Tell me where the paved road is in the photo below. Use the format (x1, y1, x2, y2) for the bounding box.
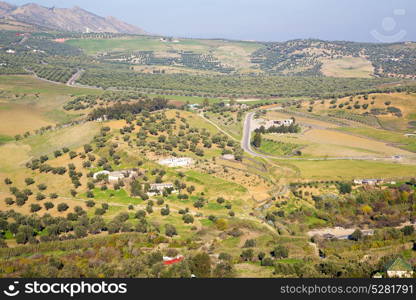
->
(66, 69, 84, 86)
(242, 112, 274, 159)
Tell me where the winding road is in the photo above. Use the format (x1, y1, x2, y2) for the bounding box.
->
(66, 69, 84, 86)
(242, 112, 273, 159)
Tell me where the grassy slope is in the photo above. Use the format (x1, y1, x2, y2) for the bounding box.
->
(0, 75, 101, 135)
(66, 36, 263, 72)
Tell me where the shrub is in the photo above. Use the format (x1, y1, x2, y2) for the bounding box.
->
(183, 214, 194, 224)
(86, 200, 96, 207)
(271, 245, 289, 258)
(165, 224, 177, 237)
(5, 197, 14, 205)
(30, 204, 42, 213)
(44, 202, 54, 210)
(57, 203, 69, 212)
(243, 239, 256, 248)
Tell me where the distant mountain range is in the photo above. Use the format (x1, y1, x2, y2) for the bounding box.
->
(0, 1, 146, 34)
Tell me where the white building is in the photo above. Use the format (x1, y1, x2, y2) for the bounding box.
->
(354, 179, 384, 186)
(95, 115, 108, 122)
(276, 119, 294, 126)
(93, 170, 137, 182)
(254, 118, 294, 130)
(147, 183, 176, 196)
(150, 183, 174, 191)
(158, 157, 194, 168)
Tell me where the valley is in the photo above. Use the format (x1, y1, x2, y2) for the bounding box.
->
(0, 1, 416, 279)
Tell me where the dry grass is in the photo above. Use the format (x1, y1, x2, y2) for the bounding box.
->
(321, 56, 374, 78)
(0, 104, 53, 136)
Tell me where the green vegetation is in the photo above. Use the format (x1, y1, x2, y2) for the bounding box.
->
(257, 139, 300, 156)
(1, 29, 416, 279)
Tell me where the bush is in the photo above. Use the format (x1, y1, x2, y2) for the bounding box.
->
(135, 210, 146, 219)
(37, 184, 47, 191)
(401, 226, 415, 236)
(50, 193, 58, 199)
(36, 193, 46, 201)
(271, 245, 289, 258)
(189, 253, 211, 278)
(161, 205, 170, 216)
(95, 208, 106, 216)
(30, 204, 42, 213)
(25, 178, 35, 185)
(349, 229, 363, 241)
(74, 226, 88, 238)
(338, 182, 352, 194)
(183, 214, 194, 224)
(213, 262, 235, 278)
(86, 200, 96, 207)
(243, 239, 256, 248)
(240, 249, 254, 261)
(165, 224, 177, 237)
(4, 197, 14, 205)
(57, 203, 69, 212)
(261, 257, 274, 266)
(44, 202, 54, 210)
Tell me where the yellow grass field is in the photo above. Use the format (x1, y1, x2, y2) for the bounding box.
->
(282, 159, 416, 180)
(0, 104, 54, 136)
(0, 75, 100, 135)
(321, 56, 374, 78)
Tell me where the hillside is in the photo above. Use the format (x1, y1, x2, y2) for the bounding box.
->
(252, 39, 416, 78)
(0, 1, 146, 34)
(64, 35, 416, 78)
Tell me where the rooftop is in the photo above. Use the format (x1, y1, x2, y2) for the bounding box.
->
(386, 258, 413, 272)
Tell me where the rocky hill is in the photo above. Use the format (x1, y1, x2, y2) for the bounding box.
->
(0, 1, 146, 34)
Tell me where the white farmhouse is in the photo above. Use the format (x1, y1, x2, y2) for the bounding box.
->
(158, 157, 194, 168)
(147, 183, 176, 196)
(93, 170, 138, 182)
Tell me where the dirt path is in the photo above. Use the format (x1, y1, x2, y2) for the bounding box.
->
(199, 113, 238, 142)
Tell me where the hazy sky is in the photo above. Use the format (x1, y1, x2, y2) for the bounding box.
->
(8, 0, 416, 42)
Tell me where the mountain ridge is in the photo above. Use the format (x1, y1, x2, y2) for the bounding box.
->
(0, 1, 146, 34)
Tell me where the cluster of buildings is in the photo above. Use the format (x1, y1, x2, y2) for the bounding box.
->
(254, 118, 294, 130)
(93, 169, 138, 182)
(353, 179, 385, 186)
(223, 102, 249, 110)
(95, 115, 108, 122)
(158, 157, 194, 168)
(187, 102, 248, 111)
(353, 179, 398, 186)
(147, 183, 176, 197)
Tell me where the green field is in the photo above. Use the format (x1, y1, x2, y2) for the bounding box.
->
(66, 36, 263, 72)
(257, 139, 300, 156)
(0, 134, 13, 145)
(82, 188, 143, 206)
(185, 170, 248, 195)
